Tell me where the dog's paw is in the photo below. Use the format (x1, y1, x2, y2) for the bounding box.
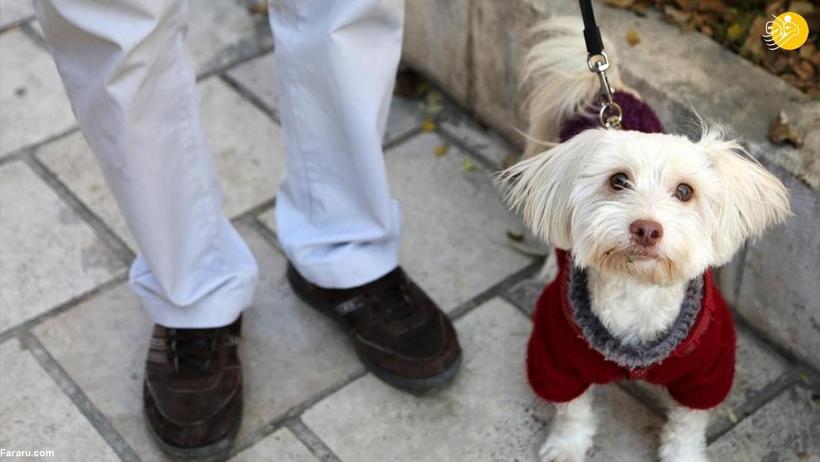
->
(537, 433, 589, 462)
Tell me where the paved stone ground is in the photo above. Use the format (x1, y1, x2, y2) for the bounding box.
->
(1, 2, 818, 461)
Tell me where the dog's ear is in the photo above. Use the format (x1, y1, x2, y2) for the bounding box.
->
(699, 131, 791, 265)
(498, 129, 605, 249)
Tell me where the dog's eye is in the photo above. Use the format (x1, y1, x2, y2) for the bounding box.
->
(675, 183, 693, 202)
(609, 172, 629, 191)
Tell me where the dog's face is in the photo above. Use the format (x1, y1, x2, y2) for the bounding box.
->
(502, 128, 790, 285)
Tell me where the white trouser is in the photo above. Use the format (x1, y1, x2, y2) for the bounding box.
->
(35, 0, 404, 328)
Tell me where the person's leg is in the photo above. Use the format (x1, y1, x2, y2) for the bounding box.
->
(269, 0, 403, 289)
(270, 0, 463, 393)
(35, 0, 253, 456)
(34, 0, 258, 328)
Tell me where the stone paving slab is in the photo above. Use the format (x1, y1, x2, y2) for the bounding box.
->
(32, 223, 361, 462)
(506, 273, 545, 318)
(504, 251, 558, 317)
(506, 274, 544, 316)
(385, 133, 531, 311)
(0, 338, 119, 461)
(707, 385, 820, 462)
(225, 53, 280, 117)
(225, 51, 421, 145)
(36, 77, 284, 250)
(187, 0, 271, 76)
(0, 30, 74, 158)
(384, 97, 422, 146)
(0, 161, 124, 332)
(229, 428, 317, 462)
(31, 281, 169, 462)
(440, 116, 516, 168)
(0, 0, 34, 30)
(303, 297, 663, 462)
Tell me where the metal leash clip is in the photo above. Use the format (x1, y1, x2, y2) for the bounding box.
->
(587, 52, 622, 130)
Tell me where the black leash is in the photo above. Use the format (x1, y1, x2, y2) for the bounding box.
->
(578, 0, 622, 129)
(579, 0, 604, 56)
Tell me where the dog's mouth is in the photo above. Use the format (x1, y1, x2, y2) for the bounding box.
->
(596, 245, 680, 285)
(601, 246, 659, 263)
(625, 248, 660, 262)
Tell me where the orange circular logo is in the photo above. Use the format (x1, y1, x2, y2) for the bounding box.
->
(764, 12, 809, 51)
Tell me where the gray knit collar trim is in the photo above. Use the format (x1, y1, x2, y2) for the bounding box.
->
(568, 267, 704, 369)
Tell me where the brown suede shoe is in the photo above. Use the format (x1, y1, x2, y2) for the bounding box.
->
(287, 264, 462, 393)
(143, 316, 243, 459)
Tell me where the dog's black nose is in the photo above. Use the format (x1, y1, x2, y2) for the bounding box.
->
(630, 220, 663, 247)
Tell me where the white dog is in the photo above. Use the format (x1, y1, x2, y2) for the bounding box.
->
(500, 18, 791, 462)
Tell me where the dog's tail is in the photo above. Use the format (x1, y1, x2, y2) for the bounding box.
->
(522, 17, 631, 156)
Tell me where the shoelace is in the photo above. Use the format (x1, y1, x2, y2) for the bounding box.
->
(369, 274, 417, 324)
(167, 328, 217, 373)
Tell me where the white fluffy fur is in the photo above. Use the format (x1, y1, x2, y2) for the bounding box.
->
(522, 17, 631, 156)
(660, 405, 710, 462)
(538, 388, 597, 462)
(503, 16, 792, 462)
(587, 269, 687, 344)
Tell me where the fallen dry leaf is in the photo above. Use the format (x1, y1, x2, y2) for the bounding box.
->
(768, 110, 804, 148)
(626, 30, 641, 46)
(741, 17, 766, 60)
(726, 22, 746, 42)
(424, 91, 444, 117)
(765, 0, 785, 17)
(799, 42, 815, 60)
(603, 0, 635, 8)
(792, 60, 816, 82)
(767, 54, 792, 74)
(246, 1, 268, 15)
(506, 230, 525, 242)
(696, 0, 725, 14)
(463, 158, 477, 172)
(799, 43, 820, 66)
(781, 73, 801, 88)
(434, 144, 449, 157)
(663, 5, 691, 26)
(631, 0, 650, 16)
(789, 0, 815, 16)
(673, 0, 693, 10)
(700, 24, 714, 37)
(505, 228, 551, 257)
(421, 118, 436, 133)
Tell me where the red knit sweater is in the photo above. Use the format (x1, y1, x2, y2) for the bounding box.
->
(527, 250, 735, 410)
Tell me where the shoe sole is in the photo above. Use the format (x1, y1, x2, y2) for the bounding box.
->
(358, 347, 462, 395)
(143, 407, 240, 461)
(287, 265, 462, 394)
